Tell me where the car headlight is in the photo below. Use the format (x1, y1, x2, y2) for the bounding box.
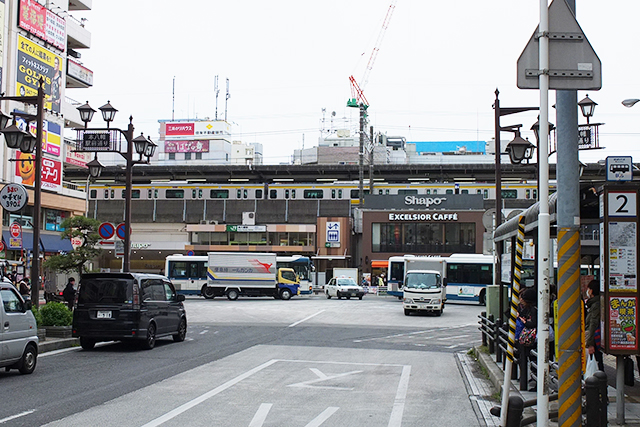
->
(431, 298, 441, 304)
(404, 298, 414, 304)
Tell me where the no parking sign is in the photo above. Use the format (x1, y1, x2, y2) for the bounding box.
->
(98, 222, 115, 240)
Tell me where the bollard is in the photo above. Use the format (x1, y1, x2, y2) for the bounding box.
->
(481, 311, 488, 347)
(594, 370, 608, 426)
(585, 375, 601, 427)
(495, 318, 502, 363)
(505, 395, 524, 427)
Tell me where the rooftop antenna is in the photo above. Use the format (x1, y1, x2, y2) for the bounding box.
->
(214, 75, 219, 120)
(224, 78, 230, 122)
(172, 76, 175, 121)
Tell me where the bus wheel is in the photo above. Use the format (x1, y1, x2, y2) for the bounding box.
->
(202, 286, 215, 299)
(479, 290, 486, 306)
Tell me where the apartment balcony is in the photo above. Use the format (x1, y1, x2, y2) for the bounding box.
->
(62, 97, 83, 128)
(67, 16, 91, 49)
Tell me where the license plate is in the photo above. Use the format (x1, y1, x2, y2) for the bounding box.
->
(351, 293, 357, 297)
(97, 311, 112, 319)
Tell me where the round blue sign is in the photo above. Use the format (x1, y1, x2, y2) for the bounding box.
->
(116, 223, 127, 240)
(187, 250, 195, 256)
(98, 222, 115, 239)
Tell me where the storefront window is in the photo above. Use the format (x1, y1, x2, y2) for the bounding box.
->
(372, 222, 474, 253)
(44, 209, 67, 231)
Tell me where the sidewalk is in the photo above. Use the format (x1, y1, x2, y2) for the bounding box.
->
(39, 336, 79, 354)
(475, 347, 640, 426)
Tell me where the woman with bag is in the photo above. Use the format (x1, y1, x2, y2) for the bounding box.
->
(585, 279, 605, 372)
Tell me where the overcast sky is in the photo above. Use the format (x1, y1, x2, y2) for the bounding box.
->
(67, 0, 640, 165)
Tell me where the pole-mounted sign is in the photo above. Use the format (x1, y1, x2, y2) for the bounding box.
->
(0, 183, 28, 212)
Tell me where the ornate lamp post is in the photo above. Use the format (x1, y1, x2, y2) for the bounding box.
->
(76, 102, 156, 272)
(0, 79, 45, 306)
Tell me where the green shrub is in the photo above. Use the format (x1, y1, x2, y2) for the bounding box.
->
(31, 305, 43, 327)
(39, 302, 73, 326)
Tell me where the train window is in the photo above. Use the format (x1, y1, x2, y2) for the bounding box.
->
(332, 189, 336, 199)
(385, 189, 389, 195)
(501, 189, 518, 199)
(285, 189, 290, 199)
(270, 189, 277, 199)
(192, 189, 197, 199)
(533, 189, 537, 200)
(477, 189, 482, 195)
(198, 189, 203, 198)
(210, 189, 229, 199)
(148, 189, 152, 199)
(90, 189, 97, 199)
(338, 189, 342, 198)
(132, 190, 140, 199)
(166, 189, 184, 199)
(433, 189, 438, 194)
(426, 189, 431, 194)
(461, 189, 468, 194)
(349, 189, 370, 198)
(121, 190, 125, 198)
(256, 189, 263, 199)
(154, 189, 158, 198)
(110, 189, 115, 199)
(398, 189, 418, 195)
(446, 189, 453, 194)
(526, 189, 531, 199)
(236, 189, 242, 199)
(483, 189, 489, 199)
(304, 189, 324, 199)
(291, 189, 296, 199)
(104, 190, 109, 199)
(243, 189, 248, 199)
(378, 189, 383, 195)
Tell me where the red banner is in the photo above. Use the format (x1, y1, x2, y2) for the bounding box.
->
(165, 140, 209, 153)
(166, 122, 194, 136)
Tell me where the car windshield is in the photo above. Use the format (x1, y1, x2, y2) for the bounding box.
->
(337, 278, 356, 286)
(404, 273, 441, 289)
(78, 278, 133, 304)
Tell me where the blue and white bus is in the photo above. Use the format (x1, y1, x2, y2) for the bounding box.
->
(165, 254, 208, 296)
(276, 255, 313, 295)
(444, 254, 494, 305)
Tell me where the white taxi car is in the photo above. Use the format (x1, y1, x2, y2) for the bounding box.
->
(325, 277, 365, 300)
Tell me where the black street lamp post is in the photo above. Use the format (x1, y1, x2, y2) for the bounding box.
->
(0, 79, 45, 306)
(76, 102, 156, 272)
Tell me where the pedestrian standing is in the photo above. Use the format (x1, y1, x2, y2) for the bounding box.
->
(585, 279, 604, 371)
(63, 277, 76, 310)
(18, 277, 30, 300)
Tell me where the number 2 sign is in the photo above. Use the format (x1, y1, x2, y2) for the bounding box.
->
(608, 191, 637, 217)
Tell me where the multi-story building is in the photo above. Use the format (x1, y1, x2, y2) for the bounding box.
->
(0, 0, 93, 270)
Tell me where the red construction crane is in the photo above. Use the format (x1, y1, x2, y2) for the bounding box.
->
(347, 0, 397, 110)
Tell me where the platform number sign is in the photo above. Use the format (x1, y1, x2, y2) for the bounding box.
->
(326, 222, 340, 243)
(608, 192, 637, 218)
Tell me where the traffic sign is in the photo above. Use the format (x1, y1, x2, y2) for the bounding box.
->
(10, 222, 22, 238)
(0, 184, 28, 212)
(517, 0, 601, 90)
(98, 222, 115, 239)
(606, 156, 633, 182)
(116, 223, 130, 240)
(187, 250, 195, 256)
(0, 241, 5, 252)
(70, 237, 84, 249)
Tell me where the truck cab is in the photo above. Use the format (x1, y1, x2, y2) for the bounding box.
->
(276, 268, 300, 300)
(402, 270, 446, 316)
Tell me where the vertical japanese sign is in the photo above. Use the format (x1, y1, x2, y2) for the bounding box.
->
(608, 222, 637, 291)
(18, 0, 66, 50)
(609, 296, 638, 351)
(16, 35, 63, 113)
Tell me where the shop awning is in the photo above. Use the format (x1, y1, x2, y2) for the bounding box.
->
(371, 260, 388, 268)
(40, 234, 73, 253)
(2, 230, 36, 251)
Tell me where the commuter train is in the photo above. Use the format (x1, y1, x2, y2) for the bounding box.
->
(88, 180, 548, 203)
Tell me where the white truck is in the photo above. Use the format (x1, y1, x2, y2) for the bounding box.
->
(332, 268, 359, 282)
(205, 252, 300, 300)
(402, 269, 446, 316)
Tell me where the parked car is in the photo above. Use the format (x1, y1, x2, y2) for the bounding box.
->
(0, 282, 38, 374)
(325, 277, 365, 300)
(72, 273, 187, 350)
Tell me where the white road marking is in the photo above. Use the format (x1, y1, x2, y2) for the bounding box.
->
(353, 323, 476, 343)
(199, 330, 209, 335)
(437, 334, 471, 341)
(304, 407, 339, 427)
(248, 403, 272, 427)
(388, 365, 411, 427)
(288, 368, 363, 390)
(0, 410, 35, 424)
(288, 310, 325, 327)
(140, 359, 278, 427)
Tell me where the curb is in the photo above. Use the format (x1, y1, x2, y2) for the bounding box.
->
(39, 337, 79, 353)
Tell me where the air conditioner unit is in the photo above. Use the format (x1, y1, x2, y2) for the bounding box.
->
(242, 211, 255, 226)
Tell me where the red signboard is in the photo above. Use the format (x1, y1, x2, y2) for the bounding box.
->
(165, 123, 195, 136)
(18, 0, 66, 51)
(15, 153, 62, 192)
(164, 140, 210, 153)
(10, 222, 22, 238)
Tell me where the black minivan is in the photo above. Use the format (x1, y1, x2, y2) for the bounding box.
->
(72, 273, 187, 350)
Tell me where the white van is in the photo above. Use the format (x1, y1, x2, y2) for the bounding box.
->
(402, 270, 446, 316)
(0, 281, 38, 374)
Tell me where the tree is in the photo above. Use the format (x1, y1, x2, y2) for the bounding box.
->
(43, 216, 103, 276)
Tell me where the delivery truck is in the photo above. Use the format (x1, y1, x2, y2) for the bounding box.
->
(205, 252, 300, 300)
(402, 269, 446, 316)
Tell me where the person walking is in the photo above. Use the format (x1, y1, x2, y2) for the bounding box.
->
(585, 279, 604, 372)
(517, 287, 538, 390)
(18, 277, 30, 300)
(63, 277, 76, 310)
